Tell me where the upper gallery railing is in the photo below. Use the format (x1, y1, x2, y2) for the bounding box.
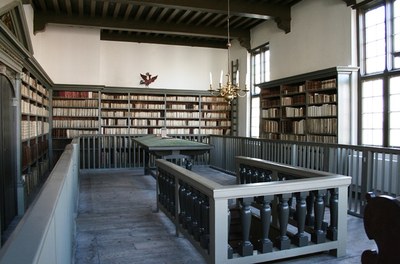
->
(79, 134, 210, 169)
(78, 134, 400, 217)
(209, 135, 400, 216)
(0, 139, 79, 264)
(156, 157, 351, 264)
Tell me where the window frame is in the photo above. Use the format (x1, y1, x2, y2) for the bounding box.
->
(249, 43, 270, 138)
(358, 0, 400, 147)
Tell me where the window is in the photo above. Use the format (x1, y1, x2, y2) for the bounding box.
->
(250, 44, 270, 137)
(359, 0, 400, 147)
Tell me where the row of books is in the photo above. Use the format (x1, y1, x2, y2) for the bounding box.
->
(308, 93, 337, 104)
(281, 119, 305, 134)
(262, 98, 280, 108)
(102, 111, 128, 117)
(101, 102, 131, 108)
(283, 107, 305, 118)
(52, 129, 98, 138)
(203, 112, 228, 119)
(262, 108, 279, 118)
(307, 104, 337, 117)
(21, 121, 49, 140)
(167, 104, 199, 110)
(22, 141, 48, 169)
(307, 118, 337, 134)
(53, 99, 99, 108)
(133, 103, 165, 109)
(101, 119, 128, 126)
(53, 120, 99, 128)
(21, 73, 49, 97)
(53, 108, 99, 117)
(132, 95, 164, 101)
(55, 91, 97, 99)
(263, 120, 279, 133)
(23, 160, 48, 195)
(21, 100, 49, 117)
(281, 84, 305, 94)
(101, 93, 130, 100)
(202, 104, 230, 110)
(21, 84, 50, 106)
(305, 78, 337, 91)
(281, 95, 306, 106)
(166, 96, 199, 102)
(166, 112, 201, 118)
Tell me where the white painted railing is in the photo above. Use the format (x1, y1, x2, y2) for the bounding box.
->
(0, 139, 79, 264)
(156, 157, 351, 264)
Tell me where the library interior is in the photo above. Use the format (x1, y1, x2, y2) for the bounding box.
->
(1, 0, 400, 264)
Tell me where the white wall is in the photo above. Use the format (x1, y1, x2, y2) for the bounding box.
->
(24, 5, 227, 91)
(251, 0, 354, 80)
(23, 0, 355, 137)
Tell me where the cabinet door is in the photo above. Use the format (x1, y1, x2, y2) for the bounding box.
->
(0, 75, 17, 236)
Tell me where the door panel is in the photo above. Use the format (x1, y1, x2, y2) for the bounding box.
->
(0, 75, 17, 235)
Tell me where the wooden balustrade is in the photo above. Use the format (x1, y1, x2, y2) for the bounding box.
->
(156, 157, 351, 263)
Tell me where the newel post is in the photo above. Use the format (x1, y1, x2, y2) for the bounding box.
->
(210, 197, 228, 264)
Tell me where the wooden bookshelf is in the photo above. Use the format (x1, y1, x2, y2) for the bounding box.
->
(21, 70, 50, 198)
(258, 66, 358, 144)
(51, 89, 232, 139)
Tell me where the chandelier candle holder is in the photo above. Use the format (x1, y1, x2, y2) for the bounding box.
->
(208, 0, 249, 104)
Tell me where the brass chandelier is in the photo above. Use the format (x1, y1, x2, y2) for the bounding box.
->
(208, 0, 249, 104)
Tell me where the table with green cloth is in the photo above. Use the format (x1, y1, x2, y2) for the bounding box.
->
(133, 135, 212, 175)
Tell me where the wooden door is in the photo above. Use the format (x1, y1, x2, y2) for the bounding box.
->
(0, 74, 17, 239)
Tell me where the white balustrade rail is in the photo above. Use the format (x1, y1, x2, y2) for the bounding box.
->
(0, 139, 79, 264)
(156, 157, 351, 264)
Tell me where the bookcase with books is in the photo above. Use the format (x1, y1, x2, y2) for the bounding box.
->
(52, 90, 100, 163)
(258, 66, 358, 144)
(21, 70, 50, 199)
(51, 88, 233, 149)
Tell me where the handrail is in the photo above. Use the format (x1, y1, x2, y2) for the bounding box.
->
(0, 139, 79, 264)
(156, 158, 351, 263)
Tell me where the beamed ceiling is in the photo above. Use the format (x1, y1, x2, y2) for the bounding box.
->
(23, 0, 353, 50)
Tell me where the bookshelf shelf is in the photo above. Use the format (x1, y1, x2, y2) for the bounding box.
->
(21, 71, 50, 199)
(51, 89, 233, 153)
(258, 66, 358, 144)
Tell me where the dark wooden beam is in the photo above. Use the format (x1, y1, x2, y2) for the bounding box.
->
(33, 12, 250, 40)
(100, 30, 227, 49)
(97, 0, 290, 20)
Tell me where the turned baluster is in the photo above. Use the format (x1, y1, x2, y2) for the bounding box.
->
(238, 197, 253, 256)
(293, 192, 308, 247)
(190, 189, 199, 235)
(200, 197, 210, 251)
(258, 195, 273, 253)
(228, 208, 233, 259)
(168, 174, 175, 214)
(305, 192, 315, 226)
(183, 185, 192, 229)
(327, 188, 338, 241)
(276, 193, 291, 250)
(311, 190, 326, 244)
(251, 169, 259, 183)
(245, 167, 252, 184)
(160, 172, 167, 208)
(178, 181, 186, 224)
(239, 166, 246, 184)
(186, 186, 195, 233)
(193, 191, 203, 241)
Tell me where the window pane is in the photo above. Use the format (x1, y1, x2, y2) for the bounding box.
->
(364, 5, 386, 74)
(361, 79, 384, 146)
(390, 76, 400, 146)
(251, 97, 260, 137)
